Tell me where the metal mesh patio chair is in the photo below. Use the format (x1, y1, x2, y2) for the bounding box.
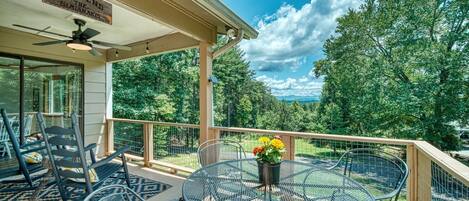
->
(328, 148, 408, 201)
(37, 112, 131, 200)
(83, 184, 144, 201)
(197, 139, 247, 167)
(192, 139, 256, 200)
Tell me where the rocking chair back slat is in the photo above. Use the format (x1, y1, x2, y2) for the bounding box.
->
(48, 136, 78, 146)
(44, 126, 75, 135)
(50, 149, 80, 157)
(58, 169, 85, 178)
(55, 159, 83, 168)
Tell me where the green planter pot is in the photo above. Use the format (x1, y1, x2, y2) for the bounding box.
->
(257, 160, 281, 185)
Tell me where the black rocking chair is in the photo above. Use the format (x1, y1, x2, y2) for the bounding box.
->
(0, 109, 50, 192)
(37, 112, 131, 200)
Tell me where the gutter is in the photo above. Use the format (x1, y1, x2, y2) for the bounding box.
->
(193, 0, 258, 39)
(213, 29, 244, 59)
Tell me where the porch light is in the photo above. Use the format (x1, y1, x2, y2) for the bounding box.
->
(66, 40, 92, 51)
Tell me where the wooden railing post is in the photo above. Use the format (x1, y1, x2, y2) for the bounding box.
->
(205, 127, 220, 164)
(281, 135, 295, 160)
(143, 123, 154, 167)
(406, 144, 417, 201)
(417, 146, 433, 201)
(105, 120, 114, 155)
(212, 127, 220, 140)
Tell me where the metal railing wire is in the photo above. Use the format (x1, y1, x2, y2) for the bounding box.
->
(153, 124, 200, 169)
(106, 118, 469, 201)
(431, 161, 469, 200)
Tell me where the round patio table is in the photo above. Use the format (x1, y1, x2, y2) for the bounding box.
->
(182, 159, 375, 201)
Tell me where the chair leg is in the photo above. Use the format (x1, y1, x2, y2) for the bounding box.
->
(57, 182, 68, 201)
(122, 154, 131, 187)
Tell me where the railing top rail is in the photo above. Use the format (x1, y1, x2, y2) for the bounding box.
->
(415, 141, 469, 186)
(212, 126, 415, 146)
(107, 118, 200, 129)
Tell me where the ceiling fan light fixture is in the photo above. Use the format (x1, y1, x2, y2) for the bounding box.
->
(66, 40, 92, 51)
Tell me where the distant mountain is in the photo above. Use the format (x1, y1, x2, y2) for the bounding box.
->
(276, 95, 320, 103)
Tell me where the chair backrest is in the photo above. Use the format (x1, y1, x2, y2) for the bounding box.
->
(0, 116, 17, 142)
(197, 139, 247, 167)
(331, 148, 408, 200)
(37, 112, 94, 194)
(23, 114, 33, 137)
(0, 118, 6, 142)
(9, 116, 20, 137)
(83, 184, 144, 201)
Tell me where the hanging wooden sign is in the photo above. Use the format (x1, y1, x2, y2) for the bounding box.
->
(42, 0, 112, 25)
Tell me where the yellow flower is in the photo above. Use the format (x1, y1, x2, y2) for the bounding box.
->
(259, 136, 270, 144)
(271, 139, 285, 149)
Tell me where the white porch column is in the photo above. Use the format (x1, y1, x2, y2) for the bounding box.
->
(199, 42, 214, 144)
(105, 62, 113, 119)
(105, 62, 113, 155)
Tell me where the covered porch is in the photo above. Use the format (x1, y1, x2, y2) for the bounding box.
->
(0, 0, 468, 201)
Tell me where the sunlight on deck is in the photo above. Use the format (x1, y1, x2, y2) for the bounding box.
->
(126, 162, 185, 201)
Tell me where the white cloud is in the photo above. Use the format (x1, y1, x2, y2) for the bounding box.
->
(241, 0, 361, 72)
(256, 75, 323, 96)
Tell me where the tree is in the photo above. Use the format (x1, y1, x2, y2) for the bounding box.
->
(314, 0, 468, 150)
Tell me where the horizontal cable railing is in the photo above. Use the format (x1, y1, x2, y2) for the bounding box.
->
(105, 118, 469, 201)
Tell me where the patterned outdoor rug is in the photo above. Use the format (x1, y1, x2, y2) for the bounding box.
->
(0, 173, 172, 200)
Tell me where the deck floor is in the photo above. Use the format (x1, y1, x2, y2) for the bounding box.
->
(126, 162, 185, 201)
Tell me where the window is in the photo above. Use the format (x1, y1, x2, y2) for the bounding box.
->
(0, 53, 83, 144)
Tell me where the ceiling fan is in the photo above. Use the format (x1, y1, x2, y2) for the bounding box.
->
(12, 19, 132, 56)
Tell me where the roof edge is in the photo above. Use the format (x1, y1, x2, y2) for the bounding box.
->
(193, 0, 258, 39)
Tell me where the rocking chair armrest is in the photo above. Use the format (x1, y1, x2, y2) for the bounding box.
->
(89, 146, 129, 169)
(84, 143, 97, 152)
(84, 143, 98, 163)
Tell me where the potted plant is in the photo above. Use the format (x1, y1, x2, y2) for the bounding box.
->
(253, 136, 286, 185)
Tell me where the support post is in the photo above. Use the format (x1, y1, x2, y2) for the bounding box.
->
(104, 62, 113, 157)
(143, 123, 154, 167)
(417, 149, 432, 201)
(199, 42, 214, 145)
(281, 136, 295, 160)
(211, 128, 221, 163)
(105, 120, 114, 155)
(407, 144, 417, 201)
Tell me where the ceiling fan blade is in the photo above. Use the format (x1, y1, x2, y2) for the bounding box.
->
(89, 47, 102, 56)
(33, 40, 68, 46)
(13, 24, 72, 38)
(91, 40, 132, 51)
(80, 28, 100, 39)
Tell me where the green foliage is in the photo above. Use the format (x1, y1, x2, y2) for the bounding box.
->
(314, 0, 469, 150)
(111, 0, 467, 152)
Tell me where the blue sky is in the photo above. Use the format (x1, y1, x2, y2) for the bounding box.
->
(223, 0, 362, 97)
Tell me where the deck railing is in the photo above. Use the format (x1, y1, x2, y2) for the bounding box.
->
(105, 118, 469, 201)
